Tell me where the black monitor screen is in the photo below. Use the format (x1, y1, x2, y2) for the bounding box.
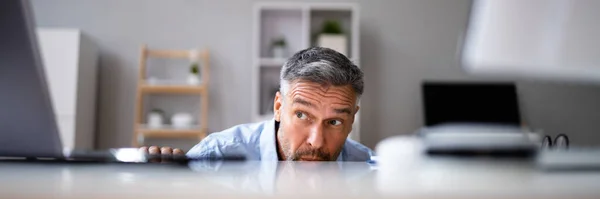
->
(422, 82, 521, 126)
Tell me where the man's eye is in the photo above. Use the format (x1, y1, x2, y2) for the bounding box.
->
(295, 112, 308, 120)
(329, 120, 342, 126)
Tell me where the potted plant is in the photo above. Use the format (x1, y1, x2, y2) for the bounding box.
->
(271, 38, 287, 58)
(147, 109, 165, 129)
(187, 62, 201, 85)
(317, 20, 347, 56)
(187, 49, 201, 85)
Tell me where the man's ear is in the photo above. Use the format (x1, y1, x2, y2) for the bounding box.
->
(350, 105, 360, 124)
(274, 91, 283, 122)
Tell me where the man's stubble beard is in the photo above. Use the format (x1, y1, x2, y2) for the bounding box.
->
(277, 116, 337, 161)
(276, 125, 294, 161)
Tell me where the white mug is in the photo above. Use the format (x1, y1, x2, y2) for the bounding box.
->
(147, 112, 163, 128)
(172, 113, 193, 129)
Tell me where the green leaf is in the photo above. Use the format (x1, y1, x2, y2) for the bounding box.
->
(271, 38, 286, 47)
(190, 62, 199, 74)
(150, 109, 164, 114)
(321, 20, 343, 34)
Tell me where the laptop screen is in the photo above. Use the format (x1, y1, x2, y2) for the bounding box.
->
(422, 82, 521, 127)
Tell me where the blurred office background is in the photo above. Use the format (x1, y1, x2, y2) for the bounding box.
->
(30, 0, 600, 150)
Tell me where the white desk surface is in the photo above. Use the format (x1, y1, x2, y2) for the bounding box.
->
(2, 141, 600, 198)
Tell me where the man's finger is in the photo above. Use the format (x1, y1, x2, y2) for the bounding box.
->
(173, 148, 185, 155)
(148, 146, 160, 155)
(161, 147, 173, 155)
(139, 146, 149, 154)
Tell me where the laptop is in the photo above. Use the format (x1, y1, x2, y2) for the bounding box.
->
(420, 82, 536, 157)
(0, 0, 173, 163)
(0, 0, 67, 159)
(0, 0, 246, 163)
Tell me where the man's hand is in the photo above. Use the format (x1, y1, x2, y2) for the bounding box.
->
(139, 146, 185, 156)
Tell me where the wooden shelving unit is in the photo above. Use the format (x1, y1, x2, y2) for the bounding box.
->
(139, 84, 207, 94)
(137, 126, 207, 139)
(132, 45, 210, 147)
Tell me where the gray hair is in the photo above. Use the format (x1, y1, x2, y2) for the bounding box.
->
(279, 47, 364, 99)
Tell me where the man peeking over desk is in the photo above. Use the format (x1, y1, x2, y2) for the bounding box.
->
(140, 47, 373, 161)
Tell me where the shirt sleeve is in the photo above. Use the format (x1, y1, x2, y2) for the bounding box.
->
(343, 139, 375, 161)
(186, 129, 249, 159)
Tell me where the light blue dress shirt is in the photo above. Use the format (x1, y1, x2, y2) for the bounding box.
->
(187, 120, 374, 161)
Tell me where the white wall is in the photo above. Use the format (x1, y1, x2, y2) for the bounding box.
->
(31, 0, 600, 149)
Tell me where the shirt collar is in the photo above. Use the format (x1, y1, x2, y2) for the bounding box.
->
(337, 148, 344, 161)
(259, 119, 278, 161)
(259, 119, 346, 161)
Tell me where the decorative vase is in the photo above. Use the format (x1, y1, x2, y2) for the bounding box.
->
(187, 73, 200, 85)
(317, 34, 347, 56)
(172, 113, 193, 129)
(272, 46, 286, 58)
(147, 112, 163, 129)
(147, 77, 158, 85)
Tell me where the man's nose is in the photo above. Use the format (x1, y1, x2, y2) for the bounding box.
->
(307, 125, 325, 148)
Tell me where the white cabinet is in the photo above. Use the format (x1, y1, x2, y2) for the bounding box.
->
(37, 28, 99, 150)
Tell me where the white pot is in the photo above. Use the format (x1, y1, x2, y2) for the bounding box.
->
(187, 74, 200, 85)
(172, 113, 193, 129)
(147, 112, 163, 129)
(147, 77, 158, 85)
(317, 34, 347, 56)
(272, 46, 286, 58)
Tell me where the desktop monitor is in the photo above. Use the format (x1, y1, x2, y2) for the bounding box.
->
(461, 0, 600, 83)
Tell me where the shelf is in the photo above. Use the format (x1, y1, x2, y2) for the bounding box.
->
(139, 84, 207, 94)
(133, 46, 211, 147)
(259, 58, 287, 67)
(146, 49, 208, 59)
(252, 3, 360, 136)
(309, 4, 356, 11)
(310, 9, 354, 57)
(137, 125, 207, 139)
(140, 129, 206, 139)
(260, 9, 304, 58)
(259, 57, 357, 67)
(259, 67, 280, 116)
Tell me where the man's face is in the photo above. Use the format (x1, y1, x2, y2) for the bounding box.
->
(274, 80, 359, 161)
